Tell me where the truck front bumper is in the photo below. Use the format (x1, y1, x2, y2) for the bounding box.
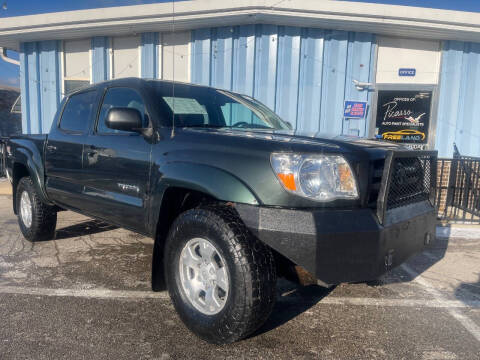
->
(235, 201, 436, 285)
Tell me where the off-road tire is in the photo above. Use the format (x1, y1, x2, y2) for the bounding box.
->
(164, 204, 277, 344)
(16, 177, 57, 242)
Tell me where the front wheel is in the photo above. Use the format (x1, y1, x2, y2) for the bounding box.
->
(16, 177, 57, 242)
(164, 205, 277, 344)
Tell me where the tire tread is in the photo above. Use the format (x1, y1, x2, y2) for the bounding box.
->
(17, 177, 57, 242)
(165, 203, 276, 344)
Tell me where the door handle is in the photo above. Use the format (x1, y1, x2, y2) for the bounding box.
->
(85, 146, 98, 157)
(46, 145, 57, 152)
(85, 149, 97, 157)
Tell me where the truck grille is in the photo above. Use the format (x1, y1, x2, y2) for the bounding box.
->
(386, 155, 434, 210)
(368, 151, 437, 221)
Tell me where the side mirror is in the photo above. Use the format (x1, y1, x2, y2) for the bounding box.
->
(105, 107, 143, 132)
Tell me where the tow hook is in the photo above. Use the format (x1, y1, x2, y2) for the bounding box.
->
(294, 265, 332, 288)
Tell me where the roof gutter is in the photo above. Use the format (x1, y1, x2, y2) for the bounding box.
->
(0, 47, 19, 66)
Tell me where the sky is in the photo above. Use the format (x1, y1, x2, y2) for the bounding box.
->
(0, 0, 479, 87)
(342, 0, 480, 12)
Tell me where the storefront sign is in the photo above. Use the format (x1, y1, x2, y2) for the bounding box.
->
(344, 101, 367, 119)
(398, 68, 416, 77)
(375, 90, 432, 146)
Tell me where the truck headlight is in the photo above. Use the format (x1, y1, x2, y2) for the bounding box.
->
(270, 153, 359, 201)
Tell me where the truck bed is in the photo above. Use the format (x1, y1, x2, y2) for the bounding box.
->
(8, 134, 47, 157)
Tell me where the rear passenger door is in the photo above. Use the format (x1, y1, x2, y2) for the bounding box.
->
(45, 89, 97, 210)
(81, 87, 152, 233)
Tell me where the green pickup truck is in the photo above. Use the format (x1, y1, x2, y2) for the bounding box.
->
(6, 78, 437, 344)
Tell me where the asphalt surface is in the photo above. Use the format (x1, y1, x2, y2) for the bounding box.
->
(0, 194, 479, 359)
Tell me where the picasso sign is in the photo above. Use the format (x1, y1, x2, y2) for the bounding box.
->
(375, 90, 432, 145)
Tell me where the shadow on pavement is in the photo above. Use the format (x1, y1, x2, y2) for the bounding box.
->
(365, 236, 449, 286)
(54, 219, 117, 240)
(252, 284, 334, 338)
(455, 275, 480, 304)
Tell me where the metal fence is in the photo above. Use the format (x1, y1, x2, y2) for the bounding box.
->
(435, 145, 480, 224)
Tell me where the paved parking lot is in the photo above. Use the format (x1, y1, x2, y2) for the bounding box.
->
(0, 193, 479, 359)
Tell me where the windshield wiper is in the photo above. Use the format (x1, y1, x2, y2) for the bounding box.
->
(182, 124, 225, 128)
(230, 124, 273, 130)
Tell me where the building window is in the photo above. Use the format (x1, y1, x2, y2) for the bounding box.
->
(111, 36, 140, 79)
(63, 39, 91, 95)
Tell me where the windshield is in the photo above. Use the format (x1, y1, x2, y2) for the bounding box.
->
(152, 82, 291, 130)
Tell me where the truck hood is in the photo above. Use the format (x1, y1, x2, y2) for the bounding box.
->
(181, 127, 405, 155)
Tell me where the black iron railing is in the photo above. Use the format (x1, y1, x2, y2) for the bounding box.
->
(435, 145, 480, 224)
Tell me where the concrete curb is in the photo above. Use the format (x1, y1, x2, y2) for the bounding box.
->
(436, 225, 480, 239)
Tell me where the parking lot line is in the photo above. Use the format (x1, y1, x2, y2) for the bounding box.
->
(1, 284, 479, 309)
(0, 285, 170, 300)
(401, 263, 480, 343)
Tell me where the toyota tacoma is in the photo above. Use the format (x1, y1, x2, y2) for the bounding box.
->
(5, 78, 437, 344)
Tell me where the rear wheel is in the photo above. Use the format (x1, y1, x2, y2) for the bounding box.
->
(164, 204, 276, 344)
(16, 177, 57, 242)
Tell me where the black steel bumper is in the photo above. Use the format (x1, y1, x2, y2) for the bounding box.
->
(235, 201, 436, 285)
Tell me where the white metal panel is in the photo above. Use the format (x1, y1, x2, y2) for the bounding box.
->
(376, 37, 441, 84)
(162, 31, 190, 82)
(64, 39, 90, 79)
(112, 35, 140, 79)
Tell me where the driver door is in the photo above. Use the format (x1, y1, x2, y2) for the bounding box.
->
(81, 86, 152, 233)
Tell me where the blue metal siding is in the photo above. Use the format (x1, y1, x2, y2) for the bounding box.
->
(190, 25, 376, 135)
(18, 27, 376, 138)
(232, 25, 256, 96)
(275, 26, 301, 128)
(92, 36, 110, 83)
(211, 27, 234, 91)
(20, 41, 61, 134)
(26, 42, 41, 134)
(39, 41, 61, 134)
(141, 33, 158, 79)
(253, 24, 278, 110)
(344, 32, 375, 137)
(296, 28, 324, 132)
(320, 31, 349, 135)
(191, 28, 211, 86)
(19, 44, 30, 134)
(437, 41, 480, 157)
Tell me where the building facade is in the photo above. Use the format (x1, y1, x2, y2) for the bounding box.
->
(0, 0, 479, 157)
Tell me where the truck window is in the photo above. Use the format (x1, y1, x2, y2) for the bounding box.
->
(97, 87, 147, 134)
(59, 90, 96, 133)
(152, 82, 290, 130)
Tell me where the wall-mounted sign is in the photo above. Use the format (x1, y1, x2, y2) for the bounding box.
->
(398, 68, 416, 77)
(375, 90, 432, 146)
(344, 101, 367, 119)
